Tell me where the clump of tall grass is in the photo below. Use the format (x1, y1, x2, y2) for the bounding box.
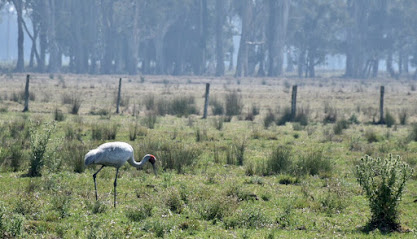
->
(333, 119, 350, 135)
(62, 93, 82, 114)
(91, 123, 118, 140)
(263, 109, 276, 128)
(225, 91, 243, 117)
(126, 204, 153, 222)
(168, 96, 198, 117)
(398, 110, 407, 125)
(158, 142, 201, 173)
(355, 154, 413, 232)
(295, 148, 332, 177)
(267, 145, 293, 175)
(277, 107, 309, 126)
(224, 206, 269, 229)
(142, 111, 157, 129)
(54, 108, 65, 121)
(226, 140, 246, 166)
(323, 103, 337, 123)
(210, 97, 224, 115)
(384, 111, 395, 128)
(61, 140, 88, 173)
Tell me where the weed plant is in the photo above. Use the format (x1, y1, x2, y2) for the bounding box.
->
(355, 155, 413, 232)
(28, 122, 55, 177)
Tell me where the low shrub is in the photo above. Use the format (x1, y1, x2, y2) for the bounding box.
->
(28, 122, 55, 177)
(355, 154, 413, 232)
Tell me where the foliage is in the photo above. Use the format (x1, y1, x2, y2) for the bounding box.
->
(355, 155, 413, 232)
(28, 122, 55, 177)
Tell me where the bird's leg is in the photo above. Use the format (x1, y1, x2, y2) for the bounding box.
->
(114, 168, 119, 208)
(93, 165, 105, 201)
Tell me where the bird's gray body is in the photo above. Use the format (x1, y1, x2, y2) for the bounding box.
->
(85, 142, 136, 168)
(84, 141, 157, 207)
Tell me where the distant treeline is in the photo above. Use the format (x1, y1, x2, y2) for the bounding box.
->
(2, 0, 417, 78)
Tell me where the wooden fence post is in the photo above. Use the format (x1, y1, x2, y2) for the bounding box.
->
(203, 83, 210, 119)
(23, 74, 30, 112)
(379, 85, 384, 124)
(116, 78, 122, 114)
(291, 85, 297, 120)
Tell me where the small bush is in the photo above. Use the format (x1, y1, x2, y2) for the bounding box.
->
(28, 122, 55, 177)
(355, 154, 413, 232)
(225, 91, 243, 117)
(385, 111, 395, 128)
(267, 145, 293, 175)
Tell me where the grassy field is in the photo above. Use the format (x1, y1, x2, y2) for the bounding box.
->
(0, 73, 417, 238)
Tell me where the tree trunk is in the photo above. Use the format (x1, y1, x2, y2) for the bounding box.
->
(47, 0, 60, 73)
(215, 0, 225, 77)
(13, 0, 24, 72)
(127, 2, 140, 75)
(267, 0, 289, 77)
(345, 0, 368, 78)
(235, 0, 252, 77)
(198, 0, 208, 75)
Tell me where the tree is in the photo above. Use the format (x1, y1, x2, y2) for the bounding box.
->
(10, 0, 24, 72)
(215, 0, 225, 76)
(289, 0, 345, 78)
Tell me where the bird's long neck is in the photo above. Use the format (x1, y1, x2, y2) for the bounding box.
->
(128, 156, 148, 169)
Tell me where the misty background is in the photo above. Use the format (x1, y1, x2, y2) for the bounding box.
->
(0, 0, 416, 78)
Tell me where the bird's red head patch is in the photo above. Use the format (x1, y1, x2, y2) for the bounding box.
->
(149, 154, 156, 164)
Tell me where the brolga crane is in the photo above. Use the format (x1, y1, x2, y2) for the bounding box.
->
(84, 142, 157, 208)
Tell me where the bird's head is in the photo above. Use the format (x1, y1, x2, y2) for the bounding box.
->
(141, 154, 157, 176)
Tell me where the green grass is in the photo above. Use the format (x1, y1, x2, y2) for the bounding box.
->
(0, 74, 416, 238)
